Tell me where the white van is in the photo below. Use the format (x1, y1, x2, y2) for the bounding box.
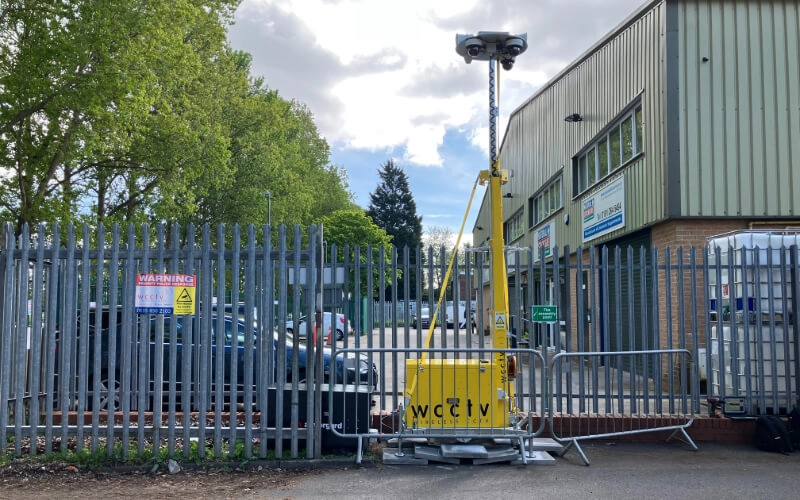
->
(444, 301, 476, 328)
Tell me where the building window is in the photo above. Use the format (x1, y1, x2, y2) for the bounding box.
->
(505, 209, 524, 243)
(529, 175, 563, 227)
(574, 103, 643, 195)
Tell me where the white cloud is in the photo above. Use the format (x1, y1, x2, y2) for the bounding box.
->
(229, 0, 646, 231)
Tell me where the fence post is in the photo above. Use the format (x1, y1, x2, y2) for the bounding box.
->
(0, 223, 13, 449)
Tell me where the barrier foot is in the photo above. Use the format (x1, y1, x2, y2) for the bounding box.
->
(666, 427, 698, 451)
(518, 436, 528, 465)
(355, 436, 363, 464)
(559, 439, 590, 466)
(555, 438, 572, 457)
(395, 437, 406, 457)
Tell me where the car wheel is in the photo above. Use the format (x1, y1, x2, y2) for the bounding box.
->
(286, 328, 293, 335)
(94, 378, 121, 411)
(285, 368, 306, 384)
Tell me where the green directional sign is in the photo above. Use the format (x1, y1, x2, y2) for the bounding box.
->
(532, 305, 558, 323)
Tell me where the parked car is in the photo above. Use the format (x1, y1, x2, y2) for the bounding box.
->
(412, 307, 432, 328)
(213, 302, 257, 322)
(285, 312, 352, 341)
(59, 307, 376, 410)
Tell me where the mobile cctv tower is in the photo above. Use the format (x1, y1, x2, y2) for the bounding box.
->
(403, 32, 528, 431)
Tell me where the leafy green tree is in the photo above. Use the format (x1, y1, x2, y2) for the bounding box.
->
(0, 0, 241, 234)
(319, 209, 392, 255)
(193, 76, 356, 237)
(1, 2, 357, 240)
(318, 209, 393, 298)
(366, 160, 422, 299)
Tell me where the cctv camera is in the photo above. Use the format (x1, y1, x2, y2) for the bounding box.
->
(465, 38, 484, 57)
(504, 37, 525, 56)
(501, 57, 514, 70)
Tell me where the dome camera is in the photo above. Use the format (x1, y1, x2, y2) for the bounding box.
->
(501, 57, 515, 71)
(465, 38, 484, 57)
(504, 37, 526, 57)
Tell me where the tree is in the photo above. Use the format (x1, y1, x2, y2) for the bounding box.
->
(423, 225, 455, 298)
(1, 2, 358, 238)
(319, 209, 392, 255)
(422, 225, 474, 301)
(193, 74, 356, 232)
(367, 160, 422, 250)
(0, 1, 242, 234)
(424, 225, 455, 251)
(366, 160, 422, 299)
(318, 209, 393, 298)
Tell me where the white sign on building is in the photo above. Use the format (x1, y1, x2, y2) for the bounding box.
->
(582, 175, 625, 243)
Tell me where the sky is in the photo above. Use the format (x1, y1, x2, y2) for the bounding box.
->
(227, 0, 647, 243)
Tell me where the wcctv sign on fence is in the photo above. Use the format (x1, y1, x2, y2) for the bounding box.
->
(134, 274, 197, 315)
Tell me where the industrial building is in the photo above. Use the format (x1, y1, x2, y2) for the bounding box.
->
(471, 0, 800, 350)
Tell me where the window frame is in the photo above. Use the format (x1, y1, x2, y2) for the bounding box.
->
(573, 100, 644, 197)
(528, 173, 564, 228)
(505, 208, 525, 243)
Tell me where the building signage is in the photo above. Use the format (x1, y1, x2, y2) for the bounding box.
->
(532, 305, 558, 323)
(134, 273, 197, 315)
(534, 220, 556, 262)
(582, 175, 625, 243)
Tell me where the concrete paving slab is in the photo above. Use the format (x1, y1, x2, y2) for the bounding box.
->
(526, 437, 565, 452)
(472, 447, 521, 465)
(382, 447, 428, 465)
(384, 437, 429, 448)
(512, 450, 557, 465)
(440, 443, 489, 458)
(414, 445, 461, 464)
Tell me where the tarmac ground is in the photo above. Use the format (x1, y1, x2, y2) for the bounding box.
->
(2, 431, 799, 499)
(285, 441, 800, 500)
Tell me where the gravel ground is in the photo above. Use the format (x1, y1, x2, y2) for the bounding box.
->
(0, 458, 335, 499)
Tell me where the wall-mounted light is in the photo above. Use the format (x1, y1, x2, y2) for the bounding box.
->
(564, 113, 583, 123)
(503, 193, 513, 198)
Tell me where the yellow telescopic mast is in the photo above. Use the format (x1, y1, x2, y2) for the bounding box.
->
(400, 32, 529, 432)
(458, 31, 527, 414)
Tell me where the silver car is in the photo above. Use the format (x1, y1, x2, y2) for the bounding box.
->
(286, 312, 353, 341)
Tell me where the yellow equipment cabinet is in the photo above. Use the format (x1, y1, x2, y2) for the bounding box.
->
(405, 358, 512, 429)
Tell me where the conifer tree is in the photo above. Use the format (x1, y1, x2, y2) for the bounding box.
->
(366, 160, 423, 299)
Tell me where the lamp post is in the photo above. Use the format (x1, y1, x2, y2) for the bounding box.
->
(264, 190, 271, 227)
(455, 32, 527, 353)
